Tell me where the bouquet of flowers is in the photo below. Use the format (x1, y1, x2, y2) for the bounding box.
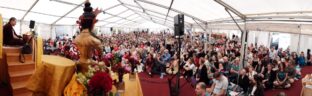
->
(76, 62, 113, 96)
(108, 53, 130, 82)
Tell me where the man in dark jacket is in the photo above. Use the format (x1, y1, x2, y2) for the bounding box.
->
(3, 17, 24, 45)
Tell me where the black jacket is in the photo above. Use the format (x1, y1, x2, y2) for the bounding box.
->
(238, 75, 250, 93)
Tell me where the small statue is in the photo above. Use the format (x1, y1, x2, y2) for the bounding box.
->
(74, 0, 103, 73)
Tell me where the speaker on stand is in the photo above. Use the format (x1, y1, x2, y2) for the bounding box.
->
(28, 20, 36, 62)
(168, 14, 184, 96)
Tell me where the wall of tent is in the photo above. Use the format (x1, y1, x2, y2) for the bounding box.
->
(211, 29, 312, 54)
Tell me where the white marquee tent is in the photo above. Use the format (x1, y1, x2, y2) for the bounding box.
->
(1, 0, 312, 52)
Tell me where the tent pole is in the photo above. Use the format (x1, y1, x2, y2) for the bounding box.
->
(52, 0, 136, 23)
(123, 3, 193, 25)
(214, 0, 246, 20)
(51, 1, 85, 25)
(193, 18, 207, 33)
(225, 9, 244, 33)
(21, 0, 39, 21)
(297, 25, 302, 53)
(164, 0, 174, 24)
(136, 0, 207, 24)
(118, 0, 173, 28)
(102, 9, 129, 21)
(133, 0, 158, 24)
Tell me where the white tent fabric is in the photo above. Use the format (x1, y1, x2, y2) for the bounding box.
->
(1, 0, 312, 27)
(1, 0, 312, 45)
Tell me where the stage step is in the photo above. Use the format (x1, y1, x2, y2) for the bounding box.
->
(3, 46, 22, 53)
(9, 69, 34, 83)
(8, 62, 35, 73)
(6, 53, 33, 63)
(11, 81, 32, 96)
(3, 46, 35, 96)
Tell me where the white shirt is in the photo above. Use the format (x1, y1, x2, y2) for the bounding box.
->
(184, 62, 195, 70)
(213, 75, 229, 95)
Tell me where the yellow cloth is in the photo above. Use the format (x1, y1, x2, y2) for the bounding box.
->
(0, 14, 3, 59)
(36, 37, 43, 67)
(64, 74, 87, 96)
(0, 14, 4, 83)
(111, 73, 143, 96)
(26, 55, 76, 96)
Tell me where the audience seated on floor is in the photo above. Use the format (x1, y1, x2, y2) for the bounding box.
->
(42, 31, 310, 96)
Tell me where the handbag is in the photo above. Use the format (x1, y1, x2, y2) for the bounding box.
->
(19, 37, 33, 63)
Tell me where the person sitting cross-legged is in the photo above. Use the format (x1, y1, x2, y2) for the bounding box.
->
(207, 72, 228, 96)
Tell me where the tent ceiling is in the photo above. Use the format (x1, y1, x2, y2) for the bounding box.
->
(223, 0, 312, 15)
(1, 0, 312, 28)
(32, 0, 75, 16)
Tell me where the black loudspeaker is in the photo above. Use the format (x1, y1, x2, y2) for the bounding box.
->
(29, 20, 35, 29)
(174, 14, 184, 36)
(110, 27, 113, 31)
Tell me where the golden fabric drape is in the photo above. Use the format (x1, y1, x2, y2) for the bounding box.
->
(0, 14, 5, 84)
(35, 37, 43, 67)
(26, 55, 75, 96)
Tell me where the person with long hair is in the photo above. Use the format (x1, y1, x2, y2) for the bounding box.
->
(261, 64, 276, 89)
(144, 53, 155, 77)
(196, 57, 210, 85)
(273, 63, 291, 88)
(183, 58, 195, 79)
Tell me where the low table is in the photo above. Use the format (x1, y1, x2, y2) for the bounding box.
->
(26, 55, 75, 96)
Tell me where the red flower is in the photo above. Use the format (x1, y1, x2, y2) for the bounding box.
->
(88, 72, 113, 93)
(102, 57, 110, 67)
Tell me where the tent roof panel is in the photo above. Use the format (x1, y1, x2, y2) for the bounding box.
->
(95, 21, 108, 26)
(0, 0, 36, 10)
(119, 0, 137, 7)
(223, 0, 312, 15)
(0, 8, 25, 19)
(24, 12, 59, 24)
(118, 11, 135, 18)
(172, 0, 228, 21)
(66, 7, 83, 18)
(139, 2, 169, 17)
(55, 17, 77, 25)
(32, 0, 76, 16)
(126, 14, 140, 20)
(105, 17, 123, 22)
(105, 5, 128, 15)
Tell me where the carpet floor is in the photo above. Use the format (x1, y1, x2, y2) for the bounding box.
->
(1, 66, 311, 96)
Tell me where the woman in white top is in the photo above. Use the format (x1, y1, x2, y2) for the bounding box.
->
(182, 58, 195, 78)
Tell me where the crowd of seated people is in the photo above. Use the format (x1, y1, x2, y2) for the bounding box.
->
(43, 37, 79, 60)
(43, 31, 310, 96)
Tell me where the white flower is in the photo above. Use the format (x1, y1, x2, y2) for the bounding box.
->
(99, 62, 104, 66)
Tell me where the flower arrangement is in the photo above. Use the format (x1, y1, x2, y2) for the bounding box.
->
(76, 62, 112, 96)
(105, 52, 130, 82)
(88, 72, 112, 96)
